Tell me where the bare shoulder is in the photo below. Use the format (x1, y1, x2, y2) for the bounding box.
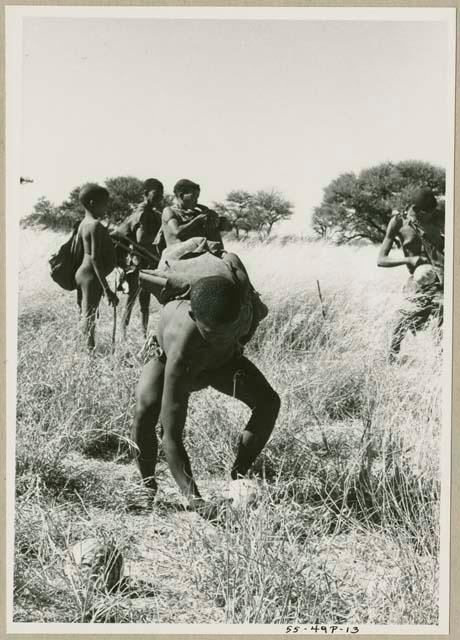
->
(159, 301, 196, 358)
(84, 218, 101, 230)
(162, 206, 176, 222)
(79, 217, 99, 237)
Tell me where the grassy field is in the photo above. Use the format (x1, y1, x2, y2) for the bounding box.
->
(13, 228, 443, 625)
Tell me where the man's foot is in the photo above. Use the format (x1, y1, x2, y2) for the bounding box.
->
(126, 484, 157, 512)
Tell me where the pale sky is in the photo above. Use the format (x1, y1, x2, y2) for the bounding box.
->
(19, 14, 452, 232)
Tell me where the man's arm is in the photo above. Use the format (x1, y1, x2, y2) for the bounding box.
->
(377, 216, 421, 269)
(163, 207, 208, 242)
(135, 203, 148, 244)
(160, 354, 202, 506)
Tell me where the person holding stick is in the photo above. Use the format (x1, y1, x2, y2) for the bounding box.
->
(115, 178, 164, 339)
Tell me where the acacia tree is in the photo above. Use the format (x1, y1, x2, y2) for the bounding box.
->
(252, 189, 293, 239)
(214, 190, 256, 239)
(104, 176, 145, 224)
(215, 188, 293, 239)
(312, 160, 446, 244)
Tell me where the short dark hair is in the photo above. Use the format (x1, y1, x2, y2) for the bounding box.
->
(190, 276, 241, 325)
(79, 183, 109, 208)
(174, 179, 200, 197)
(143, 178, 164, 194)
(411, 187, 437, 212)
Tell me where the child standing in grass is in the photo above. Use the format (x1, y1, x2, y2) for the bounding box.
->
(76, 184, 118, 350)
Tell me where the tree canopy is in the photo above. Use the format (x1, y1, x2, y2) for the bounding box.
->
(312, 160, 446, 244)
(215, 188, 293, 239)
(25, 179, 294, 239)
(23, 177, 173, 232)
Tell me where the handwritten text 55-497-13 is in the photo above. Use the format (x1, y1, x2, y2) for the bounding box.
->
(285, 625, 359, 634)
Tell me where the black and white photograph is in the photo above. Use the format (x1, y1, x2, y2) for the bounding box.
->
(5, 6, 455, 633)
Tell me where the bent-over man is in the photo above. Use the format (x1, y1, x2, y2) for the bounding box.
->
(377, 187, 444, 360)
(132, 254, 279, 520)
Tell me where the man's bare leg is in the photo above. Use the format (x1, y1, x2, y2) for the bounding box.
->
(209, 356, 280, 478)
(121, 271, 140, 338)
(390, 304, 433, 362)
(389, 311, 408, 361)
(139, 289, 151, 339)
(132, 356, 166, 492)
(76, 287, 82, 316)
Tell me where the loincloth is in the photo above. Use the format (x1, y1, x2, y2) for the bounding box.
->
(139, 334, 167, 365)
(398, 275, 443, 325)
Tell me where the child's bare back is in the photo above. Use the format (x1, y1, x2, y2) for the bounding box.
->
(79, 217, 116, 277)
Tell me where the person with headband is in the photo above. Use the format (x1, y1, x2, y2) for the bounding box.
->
(377, 187, 444, 361)
(75, 184, 118, 350)
(115, 178, 164, 339)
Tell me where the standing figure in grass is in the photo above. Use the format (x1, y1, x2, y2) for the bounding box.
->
(132, 254, 279, 520)
(377, 187, 444, 361)
(76, 184, 118, 350)
(160, 179, 231, 250)
(114, 178, 164, 339)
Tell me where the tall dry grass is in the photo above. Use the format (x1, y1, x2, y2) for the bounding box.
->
(13, 229, 442, 624)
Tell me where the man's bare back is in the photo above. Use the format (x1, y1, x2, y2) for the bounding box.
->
(158, 300, 237, 381)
